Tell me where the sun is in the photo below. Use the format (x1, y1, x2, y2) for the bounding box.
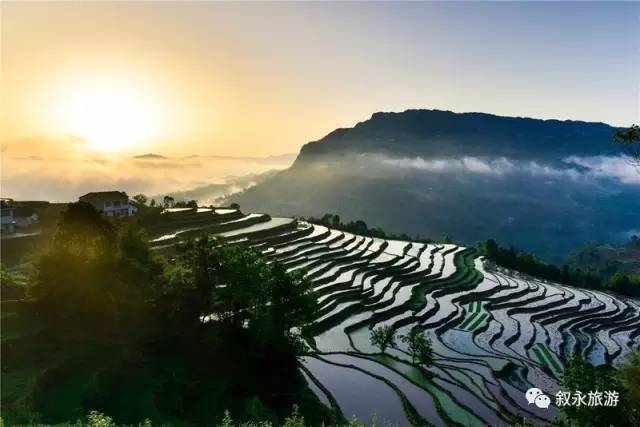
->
(58, 76, 162, 152)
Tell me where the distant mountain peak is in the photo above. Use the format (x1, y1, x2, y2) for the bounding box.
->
(133, 153, 168, 159)
(296, 108, 619, 163)
(366, 108, 611, 127)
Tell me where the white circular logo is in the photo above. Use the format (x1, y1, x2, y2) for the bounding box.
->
(526, 387, 550, 408)
(525, 388, 543, 404)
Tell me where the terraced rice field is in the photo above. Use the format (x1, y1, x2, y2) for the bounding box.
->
(152, 212, 640, 426)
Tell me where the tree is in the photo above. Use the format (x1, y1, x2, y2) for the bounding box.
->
(370, 325, 396, 353)
(562, 353, 628, 427)
(164, 235, 318, 353)
(614, 124, 640, 166)
(162, 196, 175, 208)
(618, 349, 640, 425)
(475, 239, 639, 296)
(161, 236, 320, 414)
(30, 202, 157, 342)
(482, 239, 499, 260)
(174, 199, 198, 208)
(400, 327, 432, 365)
(607, 271, 637, 295)
(16, 208, 324, 426)
(132, 194, 148, 206)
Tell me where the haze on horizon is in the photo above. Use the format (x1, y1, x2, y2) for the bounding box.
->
(1, 1, 639, 201)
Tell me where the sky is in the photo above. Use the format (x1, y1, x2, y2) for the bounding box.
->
(2, 1, 639, 156)
(1, 1, 639, 200)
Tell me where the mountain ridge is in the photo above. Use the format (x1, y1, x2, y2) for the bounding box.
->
(227, 108, 638, 260)
(295, 108, 620, 165)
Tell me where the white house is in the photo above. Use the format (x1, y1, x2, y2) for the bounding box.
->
(79, 191, 138, 217)
(10, 203, 40, 228)
(14, 211, 39, 228)
(1, 199, 16, 234)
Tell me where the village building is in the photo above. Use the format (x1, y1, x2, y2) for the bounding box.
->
(1, 199, 16, 234)
(79, 191, 138, 217)
(13, 206, 40, 228)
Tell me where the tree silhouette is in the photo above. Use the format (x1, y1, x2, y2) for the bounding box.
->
(400, 327, 433, 365)
(614, 124, 640, 167)
(370, 325, 396, 353)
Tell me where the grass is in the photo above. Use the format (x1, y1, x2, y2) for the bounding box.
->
(532, 343, 563, 375)
(459, 301, 489, 331)
(468, 312, 489, 332)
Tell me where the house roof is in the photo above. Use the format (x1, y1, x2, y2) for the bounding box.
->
(79, 191, 129, 200)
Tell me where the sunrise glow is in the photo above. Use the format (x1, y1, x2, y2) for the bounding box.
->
(55, 77, 165, 152)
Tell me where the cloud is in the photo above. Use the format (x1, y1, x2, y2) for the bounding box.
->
(378, 154, 640, 185)
(381, 156, 510, 174)
(564, 155, 640, 185)
(133, 160, 201, 169)
(1, 136, 294, 202)
(380, 156, 527, 176)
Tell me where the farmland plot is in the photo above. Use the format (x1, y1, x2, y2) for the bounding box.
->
(151, 214, 640, 426)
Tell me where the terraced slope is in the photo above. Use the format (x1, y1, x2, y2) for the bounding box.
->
(151, 213, 640, 426)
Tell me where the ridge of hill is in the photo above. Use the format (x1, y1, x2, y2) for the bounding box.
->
(226, 109, 639, 260)
(295, 109, 621, 163)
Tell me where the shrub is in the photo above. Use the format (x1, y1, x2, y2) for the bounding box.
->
(400, 327, 433, 365)
(369, 325, 396, 353)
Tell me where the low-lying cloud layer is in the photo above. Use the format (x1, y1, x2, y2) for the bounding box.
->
(3, 134, 638, 205)
(1, 137, 295, 202)
(564, 155, 640, 185)
(380, 155, 640, 185)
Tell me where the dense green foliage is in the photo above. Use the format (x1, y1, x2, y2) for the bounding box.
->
(2, 203, 328, 426)
(132, 194, 148, 206)
(216, 406, 369, 427)
(31, 202, 160, 343)
(560, 351, 640, 427)
(148, 195, 198, 209)
(369, 325, 396, 353)
(618, 350, 640, 423)
(156, 237, 320, 421)
(400, 327, 432, 365)
(614, 124, 640, 164)
(1, 263, 28, 294)
(569, 236, 640, 276)
(1, 407, 370, 427)
(477, 239, 640, 297)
